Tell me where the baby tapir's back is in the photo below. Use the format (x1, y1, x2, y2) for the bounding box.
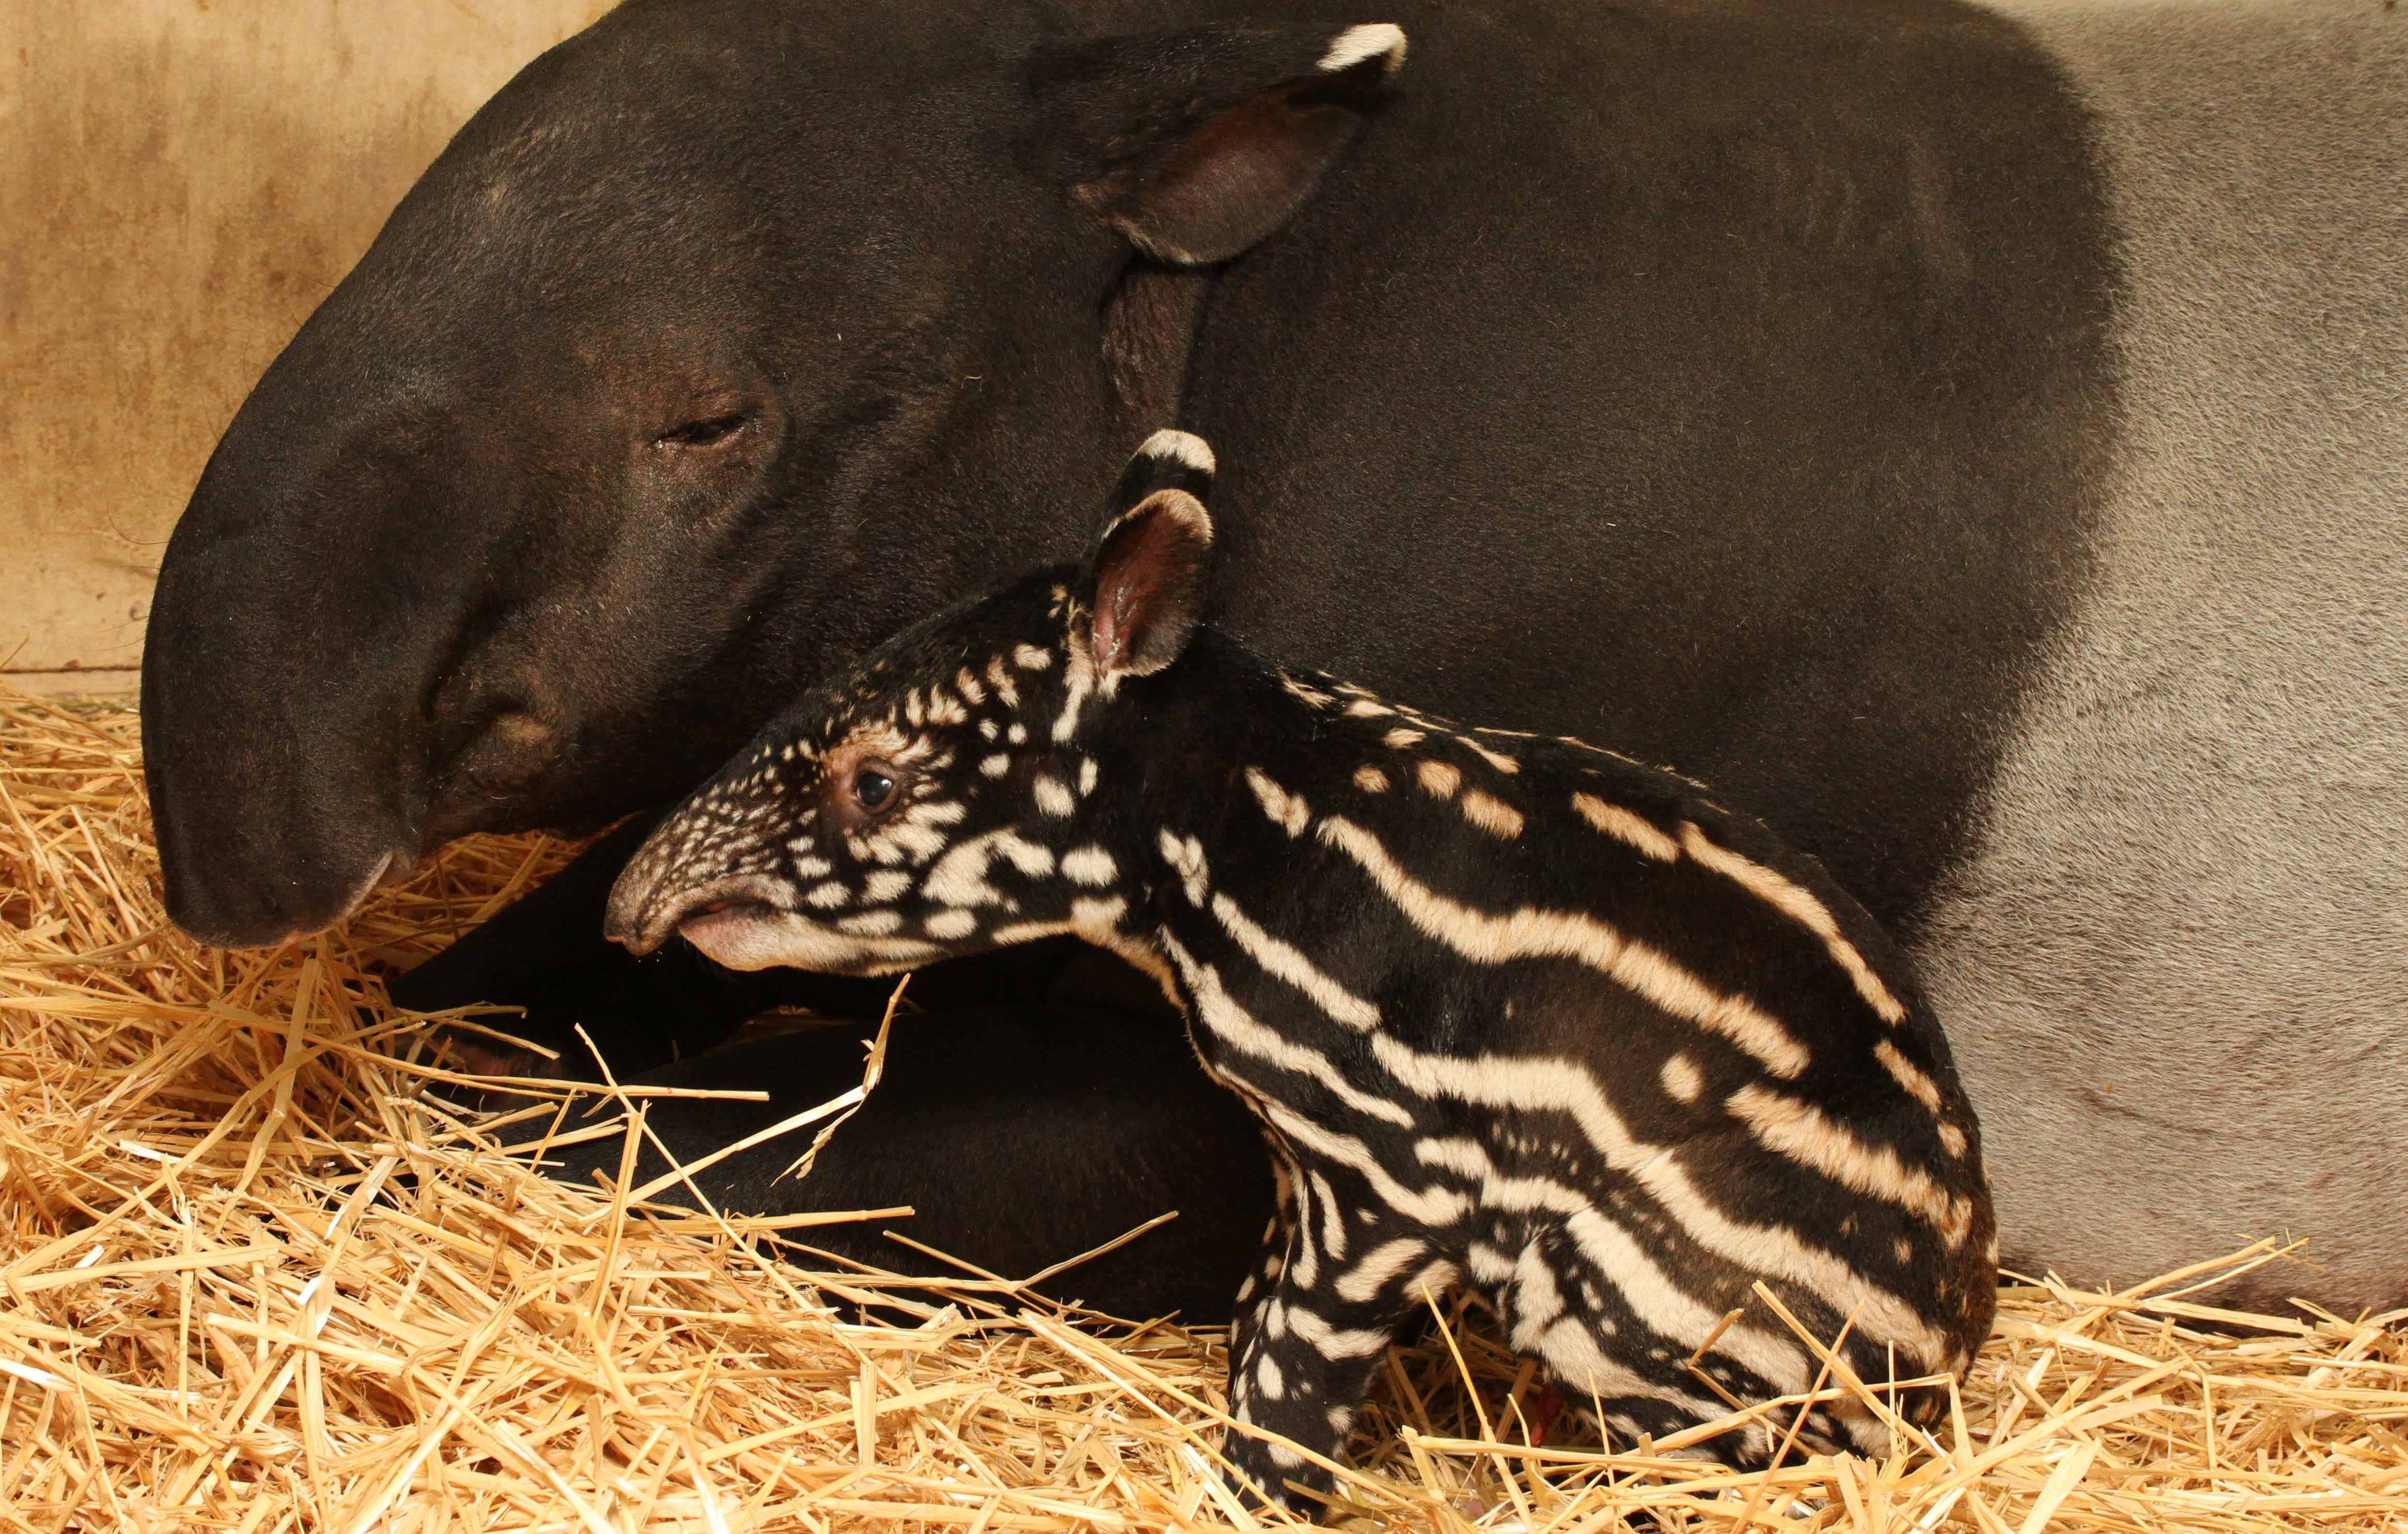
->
(1180, 678, 1995, 1451)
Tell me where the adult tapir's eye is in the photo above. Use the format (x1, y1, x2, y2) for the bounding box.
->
(654, 413, 748, 450)
(853, 765, 898, 812)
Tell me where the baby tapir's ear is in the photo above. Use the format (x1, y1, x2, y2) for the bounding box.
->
(1085, 432, 1217, 678)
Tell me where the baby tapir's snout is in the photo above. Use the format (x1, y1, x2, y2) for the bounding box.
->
(602, 770, 810, 966)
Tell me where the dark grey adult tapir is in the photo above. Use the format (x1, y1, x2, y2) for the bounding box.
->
(144, 0, 2408, 1313)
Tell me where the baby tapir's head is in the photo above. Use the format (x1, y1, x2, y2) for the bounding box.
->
(604, 431, 1219, 974)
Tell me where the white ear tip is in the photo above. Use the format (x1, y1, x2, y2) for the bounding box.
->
(1138, 429, 1216, 476)
(1319, 23, 1407, 75)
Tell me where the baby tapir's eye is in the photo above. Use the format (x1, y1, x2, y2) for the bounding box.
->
(852, 764, 899, 813)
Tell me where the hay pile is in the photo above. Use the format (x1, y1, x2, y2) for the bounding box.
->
(4, 683, 2405, 1533)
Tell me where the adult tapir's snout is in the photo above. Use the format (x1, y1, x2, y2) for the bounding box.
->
(141, 344, 470, 945)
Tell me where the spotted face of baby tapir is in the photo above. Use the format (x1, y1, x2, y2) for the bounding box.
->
(605, 430, 1217, 984)
(609, 431, 1997, 1515)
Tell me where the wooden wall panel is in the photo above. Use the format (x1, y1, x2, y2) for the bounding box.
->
(0, 1, 614, 695)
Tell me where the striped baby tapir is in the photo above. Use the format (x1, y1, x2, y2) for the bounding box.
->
(605, 432, 1998, 1512)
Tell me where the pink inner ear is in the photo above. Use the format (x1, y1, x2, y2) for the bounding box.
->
(1091, 490, 1212, 676)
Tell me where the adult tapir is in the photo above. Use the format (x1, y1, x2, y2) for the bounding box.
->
(142, 0, 2407, 1314)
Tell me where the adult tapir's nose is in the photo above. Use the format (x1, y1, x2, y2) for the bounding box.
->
(142, 485, 423, 947)
(138, 324, 470, 946)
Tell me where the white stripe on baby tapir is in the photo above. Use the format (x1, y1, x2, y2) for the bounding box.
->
(1309, 1169, 1349, 1262)
(838, 909, 904, 936)
(1248, 1090, 1473, 1229)
(1014, 644, 1053, 671)
(1365, 1031, 1941, 1355)
(1333, 1236, 1429, 1303)
(1162, 933, 1412, 1126)
(1383, 727, 1425, 750)
(956, 667, 986, 705)
(1315, 814, 1812, 1078)
(1421, 1138, 1816, 1396)
(1726, 1085, 1975, 1245)
(1052, 643, 1097, 743)
(1877, 1041, 1972, 1158)
(1570, 792, 1681, 862)
(1679, 822, 1907, 1025)
(1208, 891, 1385, 1030)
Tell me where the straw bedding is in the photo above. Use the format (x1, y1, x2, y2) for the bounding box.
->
(3, 684, 2404, 1533)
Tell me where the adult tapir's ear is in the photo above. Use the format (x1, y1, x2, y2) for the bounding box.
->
(1035, 22, 1407, 265)
(1083, 432, 1218, 677)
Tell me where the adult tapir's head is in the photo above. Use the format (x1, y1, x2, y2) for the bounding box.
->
(143, 0, 1405, 945)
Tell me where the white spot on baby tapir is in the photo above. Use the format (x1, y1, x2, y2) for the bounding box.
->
(980, 754, 1011, 778)
(1245, 767, 1311, 838)
(1571, 792, 1681, 862)
(1343, 698, 1394, 719)
(1032, 774, 1076, 817)
(790, 851, 832, 876)
(925, 909, 978, 940)
(837, 909, 903, 936)
(862, 870, 912, 903)
(978, 718, 998, 741)
(1281, 672, 1337, 709)
(1013, 644, 1055, 672)
(957, 667, 987, 705)
(1061, 845, 1118, 886)
(984, 656, 1019, 707)
(1660, 1053, 1704, 1104)
(1007, 722, 1028, 745)
(806, 881, 851, 909)
(1354, 765, 1389, 793)
(1459, 788, 1524, 839)
(1383, 727, 1426, 750)
(1077, 757, 1098, 796)
(1416, 760, 1461, 798)
(1256, 1353, 1287, 1401)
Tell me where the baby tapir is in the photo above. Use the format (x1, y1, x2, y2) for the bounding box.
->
(605, 432, 1997, 1511)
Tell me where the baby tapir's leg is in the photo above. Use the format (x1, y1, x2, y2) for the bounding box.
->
(1221, 1170, 1453, 1513)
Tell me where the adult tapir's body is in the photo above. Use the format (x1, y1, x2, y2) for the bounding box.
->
(143, 0, 2408, 1311)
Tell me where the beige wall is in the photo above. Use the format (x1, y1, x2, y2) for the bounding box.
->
(0, 1, 615, 696)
